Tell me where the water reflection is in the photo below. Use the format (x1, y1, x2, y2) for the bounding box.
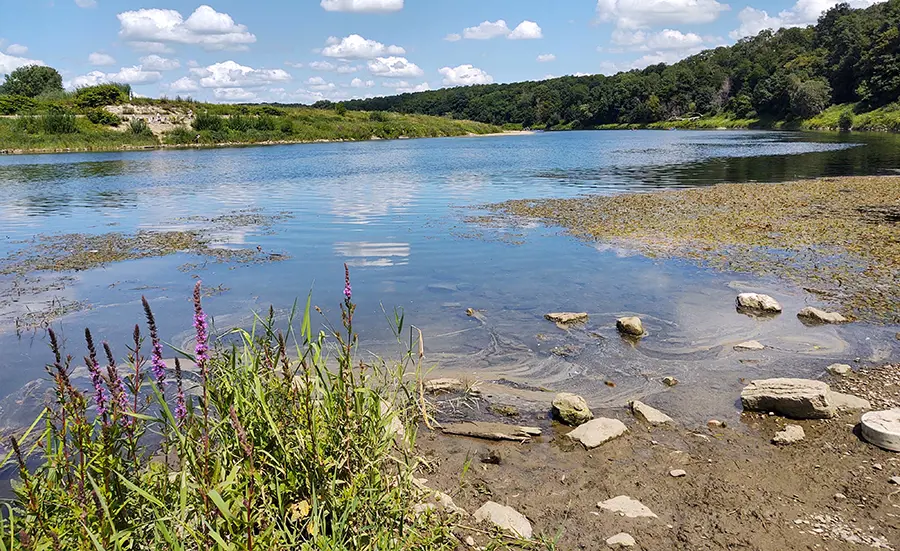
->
(334, 242, 411, 267)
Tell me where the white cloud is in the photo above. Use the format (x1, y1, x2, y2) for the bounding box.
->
(168, 76, 199, 92)
(5, 44, 28, 56)
(367, 56, 423, 78)
(612, 29, 705, 50)
(599, 46, 705, 75)
(285, 61, 304, 68)
(384, 80, 430, 93)
(729, 1, 883, 39)
(537, 54, 557, 63)
(320, 0, 403, 12)
(139, 54, 181, 71)
(596, 0, 729, 29)
(70, 66, 162, 88)
(439, 64, 494, 86)
(307, 60, 359, 73)
(88, 52, 116, 66)
(307, 76, 336, 91)
(75, 0, 97, 7)
(191, 60, 291, 88)
(509, 21, 543, 40)
(336, 65, 359, 74)
(0, 51, 43, 74)
(444, 33, 462, 42)
(117, 5, 256, 51)
(463, 20, 511, 40)
(69, 71, 106, 88)
(213, 87, 257, 102)
(321, 35, 405, 59)
(349, 77, 374, 88)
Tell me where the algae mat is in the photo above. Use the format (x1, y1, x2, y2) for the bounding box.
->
(483, 176, 900, 323)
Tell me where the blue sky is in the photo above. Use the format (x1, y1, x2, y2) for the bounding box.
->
(0, 0, 885, 103)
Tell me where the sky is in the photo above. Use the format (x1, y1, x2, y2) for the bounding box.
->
(0, 0, 886, 104)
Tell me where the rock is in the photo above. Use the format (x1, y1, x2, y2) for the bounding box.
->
(465, 536, 476, 547)
(736, 293, 782, 314)
(380, 401, 405, 438)
(827, 363, 852, 376)
(473, 501, 532, 539)
(662, 376, 678, 387)
(798, 307, 848, 324)
(734, 340, 765, 351)
(707, 419, 725, 428)
(414, 490, 467, 517)
(606, 533, 636, 548)
(860, 409, 900, 452)
(889, 477, 900, 485)
(567, 418, 628, 449)
(423, 378, 466, 394)
(772, 424, 805, 445)
(670, 469, 687, 478)
(616, 316, 645, 337)
(597, 496, 658, 519)
(552, 393, 594, 426)
(629, 401, 673, 425)
(834, 493, 847, 500)
(830, 391, 871, 411)
(480, 449, 502, 465)
(740, 378, 835, 419)
(545, 312, 588, 324)
(489, 404, 519, 417)
(443, 422, 542, 442)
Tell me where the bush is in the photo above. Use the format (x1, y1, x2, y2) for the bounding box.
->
(75, 84, 129, 108)
(86, 108, 121, 126)
(41, 107, 77, 134)
(839, 110, 854, 131)
(164, 126, 196, 144)
(280, 119, 294, 134)
(369, 111, 389, 122)
(0, 277, 460, 549)
(129, 118, 152, 136)
(0, 94, 37, 115)
(226, 114, 252, 132)
(192, 111, 224, 131)
(252, 115, 277, 131)
(335, 103, 348, 116)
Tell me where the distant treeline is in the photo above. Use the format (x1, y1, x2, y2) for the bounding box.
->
(342, 1, 900, 128)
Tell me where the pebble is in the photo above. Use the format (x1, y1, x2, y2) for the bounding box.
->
(662, 376, 678, 387)
(598, 496, 657, 519)
(834, 493, 847, 500)
(890, 476, 900, 485)
(707, 419, 725, 428)
(670, 469, 687, 478)
(826, 363, 852, 376)
(465, 536, 476, 547)
(605, 533, 636, 548)
(872, 463, 883, 471)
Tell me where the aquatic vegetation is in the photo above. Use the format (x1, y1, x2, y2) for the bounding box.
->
(488, 176, 900, 322)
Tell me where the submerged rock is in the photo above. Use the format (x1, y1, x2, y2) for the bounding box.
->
(606, 533, 636, 548)
(798, 307, 848, 324)
(772, 424, 806, 445)
(662, 376, 679, 387)
(629, 400, 673, 425)
(473, 501, 532, 539)
(616, 316, 645, 337)
(567, 418, 628, 449)
(734, 340, 765, 351)
(736, 293, 783, 314)
(552, 393, 594, 426)
(597, 496, 658, 519)
(860, 409, 900, 452)
(442, 421, 542, 442)
(741, 378, 834, 419)
(545, 312, 588, 324)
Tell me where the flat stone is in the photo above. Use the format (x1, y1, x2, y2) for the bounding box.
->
(889, 477, 900, 485)
(414, 490, 467, 517)
(860, 409, 900, 452)
(598, 496, 658, 519)
(669, 469, 687, 478)
(567, 418, 628, 449)
(741, 378, 835, 419)
(606, 533, 636, 548)
(734, 340, 765, 351)
(616, 316, 645, 337)
(798, 307, 848, 324)
(552, 393, 594, 426)
(829, 391, 871, 412)
(423, 378, 466, 394)
(473, 501, 532, 539)
(629, 400, 673, 425)
(826, 364, 852, 376)
(772, 424, 806, 445)
(442, 422, 541, 442)
(736, 293, 783, 314)
(545, 312, 588, 324)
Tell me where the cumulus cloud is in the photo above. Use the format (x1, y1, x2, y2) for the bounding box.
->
(439, 64, 494, 86)
(508, 21, 543, 40)
(444, 33, 462, 42)
(453, 19, 543, 40)
(5, 44, 28, 56)
(117, 5, 256, 51)
(321, 35, 405, 59)
(139, 54, 180, 71)
(596, 0, 729, 29)
(190, 60, 291, 88)
(75, 0, 97, 7)
(168, 76, 199, 92)
(366, 56, 423, 78)
(88, 52, 116, 66)
(612, 29, 705, 50)
(213, 87, 257, 101)
(383, 80, 430, 93)
(349, 78, 374, 88)
(729, 1, 883, 39)
(0, 51, 43, 74)
(537, 53, 557, 62)
(308, 60, 359, 73)
(320, 0, 403, 12)
(307, 76, 336, 91)
(70, 66, 162, 88)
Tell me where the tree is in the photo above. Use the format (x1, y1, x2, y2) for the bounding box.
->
(0, 65, 63, 98)
(75, 84, 128, 108)
(790, 78, 832, 118)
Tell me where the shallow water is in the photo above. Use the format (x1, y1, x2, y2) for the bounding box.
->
(1, 130, 898, 427)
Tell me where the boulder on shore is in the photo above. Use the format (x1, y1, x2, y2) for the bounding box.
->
(826, 363, 852, 376)
(545, 312, 588, 324)
(567, 418, 628, 449)
(616, 316, 645, 337)
(473, 501, 532, 539)
(740, 378, 835, 419)
(736, 293, 783, 314)
(552, 393, 594, 426)
(442, 422, 541, 442)
(798, 307, 848, 324)
(629, 400, 673, 425)
(772, 424, 805, 445)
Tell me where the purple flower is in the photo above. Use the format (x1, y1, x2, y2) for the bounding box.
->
(142, 297, 166, 389)
(343, 263, 352, 301)
(193, 281, 209, 365)
(104, 342, 131, 423)
(174, 358, 187, 423)
(85, 355, 109, 417)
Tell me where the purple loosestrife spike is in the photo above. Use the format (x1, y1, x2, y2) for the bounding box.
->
(85, 355, 109, 417)
(343, 263, 352, 301)
(174, 358, 187, 423)
(193, 281, 209, 365)
(103, 342, 130, 418)
(142, 296, 166, 389)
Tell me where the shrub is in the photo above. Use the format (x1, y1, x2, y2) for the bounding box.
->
(75, 84, 129, 108)
(369, 111, 389, 122)
(0, 94, 37, 115)
(86, 108, 121, 126)
(839, 110, 854, 131)
(280, 119, 294, 134)
(192, 111, 224, 131)
(335, 103, 348, 116)
(227, 114, 252, 132)
(129, 117, 152, 136)
(41, 107, 77, 134)
(253, 115, 277, 131)
(164, 126, 196, 144)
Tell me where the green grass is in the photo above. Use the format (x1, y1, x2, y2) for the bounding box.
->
(0, 116, 158, 151)
(803, 102, 900, 132)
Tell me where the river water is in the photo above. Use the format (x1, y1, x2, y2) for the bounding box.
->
(1, 130, 898, 427)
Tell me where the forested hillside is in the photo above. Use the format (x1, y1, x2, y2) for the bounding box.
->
(343, 1, 900, 130)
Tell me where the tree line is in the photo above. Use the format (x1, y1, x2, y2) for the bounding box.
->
(342, 1, 900, 128)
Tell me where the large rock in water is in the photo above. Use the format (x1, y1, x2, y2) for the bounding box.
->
(552, 393, 594, 426)
(629, 400, 673, 425)
(473, 502, 532, 539)
(860, 409, 900, 452)
(545, 312, 588, 324)
(616, 316, 645, 337)
(741, 378, 835, 419)
(798, 307, 848, 324)
(736, 293, 782, 314)
(567, 418, 628, 449)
